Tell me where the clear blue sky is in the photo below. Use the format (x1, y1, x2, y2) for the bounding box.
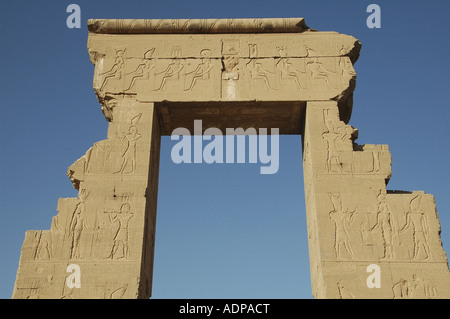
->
(1, 0, 449, 299)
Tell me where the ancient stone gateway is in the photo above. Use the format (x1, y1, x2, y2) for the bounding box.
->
(12, 18, 450, 299)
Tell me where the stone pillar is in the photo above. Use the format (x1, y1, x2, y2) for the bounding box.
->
(12, 99, 160, 299)
(303, 101, 450, 298)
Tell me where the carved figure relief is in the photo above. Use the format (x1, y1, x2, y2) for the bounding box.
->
(322, 129, 341, 173)
(154, 58, 185, 91)
(400, 195, 431, 260)
(69, 190, 94, 259)
(369, 191, 397, 260)
(322, 109, 358, 173)
(338, 45, 356, 84)
(184, 49, 213, 91)
(329, 193, 356, 259)
(124, 48, 155, 91)
(275, 46, 306, 89)
(85, 140, 112, 174)
(32, 231, 52, 261)
(115, 114, 142, 174)
(370, 150, 381, 173)
(246, 44, 276, 90)
(99, 49, 126, 91)
(305, 46, 337, 90)
(322, 109, 343, 173)
(104, 203, 134, 260)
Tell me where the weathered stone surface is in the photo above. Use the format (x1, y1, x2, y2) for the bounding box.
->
(12, 17, 450, 299)
(12, 100, 160, 299)
(303, 101, 450, 298)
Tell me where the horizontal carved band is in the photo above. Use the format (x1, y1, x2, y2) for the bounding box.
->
(87, 18, 309, 34)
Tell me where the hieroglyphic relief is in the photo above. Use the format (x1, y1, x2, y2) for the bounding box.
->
(362, 192, 435, 262)
(242, 44, 352, 95)
(14, 17, 450, 300)
(153, 47, 215, 92)
(392, 274, 439, 299)
(94, 280, 131, 299)
(324, 189, 441, 263)
(320, 107, 392, 176)
(222, 39, 240, 56)
(96, 41, 353, 97)
(18, 273, 55, 299)
(98, 46, 217, 93)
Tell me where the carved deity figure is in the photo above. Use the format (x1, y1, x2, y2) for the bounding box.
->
(33, 231, 52, 261)
(329, 194, 355, 259)
(247, 59, 275, 90)
(246, 44, 275, 90)
(115, 114, 142, 174)
(370, 191, 397, 260)
(306, 56, 337, 89)
(322, 109, 356, 173)
(276, 58, 306, 89)
(401, 195, 431, 259)
(338, 45, 356, 81)
(275, 46, 306, 89)
(184, 49, 213, 91)
(99, 49, 126, 91)
(125, 48, 156, 91)
(155, 59, 185, 91)
(322, 109, 342, 172)
(322, 130, 341, 172)
(105, 203, 134, 260)
(69, 190, 93, 259)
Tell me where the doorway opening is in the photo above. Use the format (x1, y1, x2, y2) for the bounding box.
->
(152, 131, 311, 298)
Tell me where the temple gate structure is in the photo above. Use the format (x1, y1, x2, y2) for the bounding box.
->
(12, 18, 450, 299)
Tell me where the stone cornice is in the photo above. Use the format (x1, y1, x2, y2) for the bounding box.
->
(87, 18, 310, 34)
